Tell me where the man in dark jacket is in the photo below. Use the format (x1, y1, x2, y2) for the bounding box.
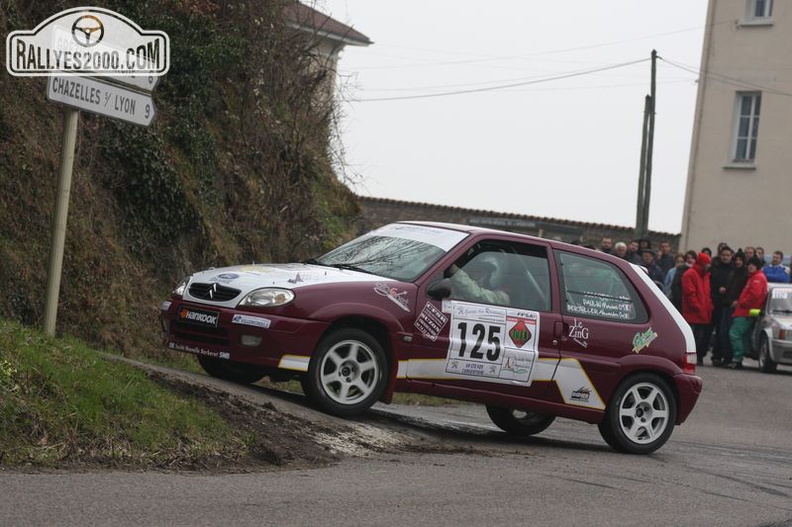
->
(709, 246, 734, 365)
(656, 240, 676, 279)
(720, 250, 748, 366)
(641, 249, 665, 286)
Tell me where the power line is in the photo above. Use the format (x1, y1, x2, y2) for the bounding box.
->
(659, 56, 792, 97)
(348, 58, 651, 102)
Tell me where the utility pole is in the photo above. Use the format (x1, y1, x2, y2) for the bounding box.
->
(635, 50, 657, 240)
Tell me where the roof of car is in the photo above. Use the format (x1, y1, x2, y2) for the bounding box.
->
(395, 220, 611, 255)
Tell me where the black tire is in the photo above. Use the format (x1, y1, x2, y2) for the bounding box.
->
(304, 328, 388, 417)
(758, 336, 778, 373)
(598, 373, 677, 455)
(485, 406, 555, 436)
(197, 355, 266, 384)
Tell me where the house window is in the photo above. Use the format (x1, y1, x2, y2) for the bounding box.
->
(745, 0, 773, 20)
(733, 93, 761, 163)
(748, 0, 773, 19)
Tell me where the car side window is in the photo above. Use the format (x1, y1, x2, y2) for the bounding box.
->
(447, 241, 551, 311)
(557, 251, 647, 323)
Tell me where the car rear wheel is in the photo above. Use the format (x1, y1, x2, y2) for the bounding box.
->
(598, 373, 677, 454)
(197, 355, 267, 384)
(758, 336, 778, 373)
(485, 406, 555, 436)
(304, 328, 388, 417)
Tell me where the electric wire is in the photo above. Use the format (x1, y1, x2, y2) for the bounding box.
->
(348, 57, 651, 102)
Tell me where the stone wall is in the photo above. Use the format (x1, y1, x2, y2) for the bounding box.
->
(357, 196, 681, 254)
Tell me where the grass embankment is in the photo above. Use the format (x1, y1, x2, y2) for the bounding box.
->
(0, 319, 243, 468)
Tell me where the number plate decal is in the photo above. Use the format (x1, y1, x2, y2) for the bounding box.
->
(444, 301, 539, 384)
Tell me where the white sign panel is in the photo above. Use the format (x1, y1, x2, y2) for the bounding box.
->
(47, 76, 155, 126)
(102, 73, 159, 92)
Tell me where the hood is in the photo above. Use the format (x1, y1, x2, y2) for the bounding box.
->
(769, 314, 792, 328)
(181, 263, 387, 307)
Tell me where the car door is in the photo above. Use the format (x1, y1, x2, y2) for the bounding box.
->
(407, 238, 562, 401)
(553, 250, 650, 411)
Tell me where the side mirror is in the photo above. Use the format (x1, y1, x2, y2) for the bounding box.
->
(427, 279, 452, 300)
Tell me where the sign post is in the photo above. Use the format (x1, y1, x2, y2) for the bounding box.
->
(43, 108, 80, 336)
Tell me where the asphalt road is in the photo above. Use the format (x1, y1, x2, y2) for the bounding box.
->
(1, 359, 791, 527)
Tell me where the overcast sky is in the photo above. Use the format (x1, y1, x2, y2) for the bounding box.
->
(318, 1, 709, 234)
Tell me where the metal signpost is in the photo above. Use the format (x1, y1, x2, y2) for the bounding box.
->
(43, 75, 158, 335)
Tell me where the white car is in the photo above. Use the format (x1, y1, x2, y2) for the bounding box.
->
(749, 283, 792, 372)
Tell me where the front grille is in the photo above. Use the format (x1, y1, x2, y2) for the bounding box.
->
(189, 282, 241, 302)
(172, 321, 230, 346)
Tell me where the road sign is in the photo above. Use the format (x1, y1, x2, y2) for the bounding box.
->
(46, 75, 155, 126)
(100, 73, 160, 92)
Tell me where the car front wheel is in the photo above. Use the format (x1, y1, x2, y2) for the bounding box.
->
(197, 355, 267, 384)
(758, 336, 778, 373)
(598, 373, 677, 454)
(485, 406, 555, 436)
(304, 328, 388, 417)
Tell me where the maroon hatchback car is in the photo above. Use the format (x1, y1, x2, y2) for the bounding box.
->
(160, 222, 702, 454)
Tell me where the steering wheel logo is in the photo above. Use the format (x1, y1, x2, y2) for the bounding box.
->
(71, 15, 104, 47)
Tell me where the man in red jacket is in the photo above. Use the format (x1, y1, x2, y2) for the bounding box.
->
(682, 252, 714, 365)
(727, 256, 769, 369)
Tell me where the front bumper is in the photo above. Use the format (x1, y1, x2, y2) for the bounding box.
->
(770, 339, 792, 364)
(160, 299, 329, 371)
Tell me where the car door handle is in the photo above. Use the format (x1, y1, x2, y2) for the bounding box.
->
(554, 320, 568, 340)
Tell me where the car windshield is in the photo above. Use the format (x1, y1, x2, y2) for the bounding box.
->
(314, 223, 468, 281)
(768, 287, 792, 314)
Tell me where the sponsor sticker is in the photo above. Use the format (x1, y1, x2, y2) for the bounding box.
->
(168, 341, 229, 358)
(374, 283, 410, 312)
(568, 318, 590, 348)
(414, 302, 448, 342)
(231, 314, 271, 329)
(571, 387, 591, 403)
(632, 327, 658, 353)
(178, 306, 219, 327)
(212, 273, 239, 284)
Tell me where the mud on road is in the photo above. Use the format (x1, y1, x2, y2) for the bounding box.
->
(134, 360, 480, 473)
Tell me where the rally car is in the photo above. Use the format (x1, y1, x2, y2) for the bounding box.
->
(160, 222, 702, 454)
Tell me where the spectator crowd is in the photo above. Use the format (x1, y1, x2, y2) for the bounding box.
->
(595, 236, 789, 370)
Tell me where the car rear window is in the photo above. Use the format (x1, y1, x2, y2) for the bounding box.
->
(556, 251, 648, 323)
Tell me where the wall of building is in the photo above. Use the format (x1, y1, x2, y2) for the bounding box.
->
(681, 0, 792, 255)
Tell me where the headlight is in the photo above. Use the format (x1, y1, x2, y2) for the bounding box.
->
(173, 276, 191, 297)
(238, 288, 295, 307)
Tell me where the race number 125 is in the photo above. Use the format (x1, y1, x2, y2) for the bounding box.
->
(450, 321, 502, 362)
